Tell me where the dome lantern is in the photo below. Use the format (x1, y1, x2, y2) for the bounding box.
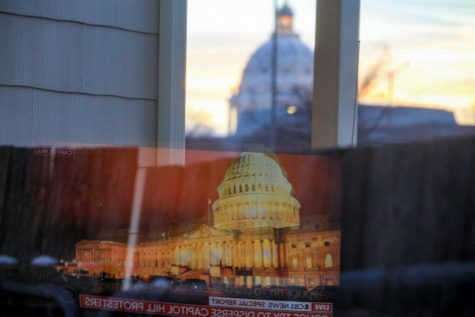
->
(277, 3, 294, 34)
(212, 152, 300, 231)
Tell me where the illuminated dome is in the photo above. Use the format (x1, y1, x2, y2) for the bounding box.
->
(212, 152, 300, 230)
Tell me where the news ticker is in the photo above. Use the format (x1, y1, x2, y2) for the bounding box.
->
(80, 294, 333, 317)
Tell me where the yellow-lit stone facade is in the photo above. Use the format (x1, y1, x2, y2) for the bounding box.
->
(76, 240, 128, 278)
(76, 153, 340, 288)
(213, 152, 300, 230)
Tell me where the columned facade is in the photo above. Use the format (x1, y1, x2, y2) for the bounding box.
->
(75, 152, 340, 288)
(76, 226, 340, 288)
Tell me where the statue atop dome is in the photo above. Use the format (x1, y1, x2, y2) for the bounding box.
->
(277, 3, 294, 34)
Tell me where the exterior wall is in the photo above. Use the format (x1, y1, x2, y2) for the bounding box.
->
(285, 229, 340, 287)
(76, 240, 127, 278)
(0, 0, 159, 33)
(0, 0, 159, 147)
(136, 243, 171, 276)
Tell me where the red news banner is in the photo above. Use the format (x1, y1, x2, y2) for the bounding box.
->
(79, 294, 333, 317)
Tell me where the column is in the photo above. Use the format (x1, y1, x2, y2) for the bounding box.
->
(203, 243, 210, 268)
(232, 242, 237, 268)
(254, 240, 262, 268)
(213, 242, 218, 266)
(157, 0, 187, 165)
(245, 241, 254, 269)
(218, 242, 223, 266)
(197, 244, 203, 269)
(223, 242, 228, 266)
(262, 239, 271, 268)
(272, 241, 279, 268)
(179, 247, 184, 266)
(190, 244, 195, 269)
(224, 242, 231, 266)
(240, 242, 246, 267)
(283, 242, 288, 268)
(312, 0, 361, 148)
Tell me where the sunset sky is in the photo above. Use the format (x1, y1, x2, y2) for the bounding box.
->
(186, 0, 475, 135)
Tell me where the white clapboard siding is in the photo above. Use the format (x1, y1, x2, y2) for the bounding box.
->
(0, 0, 158, 34)
(0, 13, 158, 100)
(0, 87, 157, 147)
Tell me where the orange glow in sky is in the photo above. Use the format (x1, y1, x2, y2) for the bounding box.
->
(358, 0, 475, 125)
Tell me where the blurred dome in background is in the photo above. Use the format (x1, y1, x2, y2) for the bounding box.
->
(229, 3, 314, 137)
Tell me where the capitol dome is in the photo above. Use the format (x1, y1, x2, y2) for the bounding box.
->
(212, 152, 300, 231)
(230, 3, 314, 136)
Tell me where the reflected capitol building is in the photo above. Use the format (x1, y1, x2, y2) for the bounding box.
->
(76, 152, 340, 288)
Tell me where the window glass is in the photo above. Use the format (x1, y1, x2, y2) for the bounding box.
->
(186, 0, 317, 151)
(1, 1, 472, 316)
(358, 0, 475, 144)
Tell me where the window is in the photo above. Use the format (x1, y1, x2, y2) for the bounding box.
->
(186, 0, 317, 151)
(305, 257, 313, 269)
(246, 276, 253, 288)
(264, 276, 272, 287)
(292, 258, 298, 269)
(324, 254, 333, 269)
(357, 0, 475, 145)
(1, 1, 473, 316)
